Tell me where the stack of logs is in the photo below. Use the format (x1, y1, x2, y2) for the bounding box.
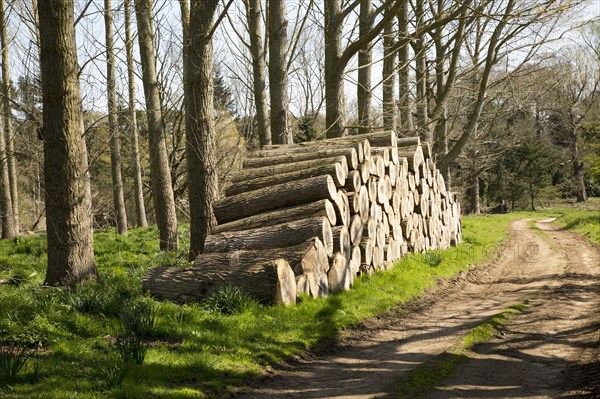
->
(143, 131, 462, 306)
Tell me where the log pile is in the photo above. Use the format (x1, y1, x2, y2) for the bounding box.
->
(143, 131, 462, 305)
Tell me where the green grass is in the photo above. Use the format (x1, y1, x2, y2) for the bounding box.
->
(552, 209, 600, 246)
(394, 304, 527, 399)
(0, 206, 595, 399)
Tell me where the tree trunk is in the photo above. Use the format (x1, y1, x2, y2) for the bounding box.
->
(125, 0, 148, 227)
(38, 0, 97, 286)
(105, 0, 128, 235)
(382, 6, 396, 131)
(414, 0, 430, 142)
(245, 0, 270, 146)
(134, 0, 179, 251)
(268, 0, 291, 144)
(0, 108, 15, 239)
(0, 0, 18, 236)
(469, 165, 480, 215)
(214, 174, 338, 224)
(397, 0, 413, 133)
(571, 127, 587, 203)
(186, 0, 220, 259)
(324, 0, 345, 138)
(204, 216, 334, 255)
(212, 199, 337, 233)
(357, 0, 372, 135)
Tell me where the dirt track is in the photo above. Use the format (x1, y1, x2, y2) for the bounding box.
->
(232, 219, 600, 399)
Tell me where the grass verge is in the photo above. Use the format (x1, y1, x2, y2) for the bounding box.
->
(551, 209, 600, 246)
(393, 304, 527, 399)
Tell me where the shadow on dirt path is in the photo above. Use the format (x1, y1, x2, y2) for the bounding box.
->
(231, 219, 600, 399)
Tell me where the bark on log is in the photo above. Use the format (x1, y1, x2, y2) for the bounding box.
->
(212, 199, 336, 233)
(144, 253, 304, 305)
(260, 140, 367, 163)
(204, 216, 334, 255)
(231, 155, 348, 183)
(214, 174, 337, 224)
(224, 163, 347, 196)
(244, 147, 359, 170)
(397, 136, 420, 147)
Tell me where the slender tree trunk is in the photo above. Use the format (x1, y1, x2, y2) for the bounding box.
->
(1, 0, 18, 235)
(186, 0, 220, 260)
(357, 0, 372, 135)
(572, 127, 587, 203)
(245, 0, 270, 146)
(469, 164, 480, 215)
(414, 0, 430, 142)
(38, 0, 97, 286)
(0, 111, 14, 238)
(105, 0, 127, 235)
(125, 0, 148, 227)
(324, 0, 345, 138)
(134, 0, 179, 251)
(397, 0, 412, 133)
(0, 0, 15, 239)
(432, 20, 449, 182)
(529, 182, 536, 211)
(268, 0, 291, 144)
(382, 6, 396, 132)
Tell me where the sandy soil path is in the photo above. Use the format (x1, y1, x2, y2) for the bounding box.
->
(232, 219, 600, 399)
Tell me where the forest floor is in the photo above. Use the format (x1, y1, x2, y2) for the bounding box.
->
(232, 218, 600, 399)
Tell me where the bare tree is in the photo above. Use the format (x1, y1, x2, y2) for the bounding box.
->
(396, 0, 412, 133)
(1, 0, 19, 235)
(0, 0, 16, 238)
(124, 0, 148, 227)
(244, 0, 270, 146)
(38, 0, 97, 285)
(185, 0, 231, 259)
(269, 0, 291, 144)
(104, 0, 127, 235)
(324, 0, 402, 138)
(381, 2, 396, 131)
(412, 0, 429, 141)
(134, 0, 178, 251)
(356, 0, 373, 135)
